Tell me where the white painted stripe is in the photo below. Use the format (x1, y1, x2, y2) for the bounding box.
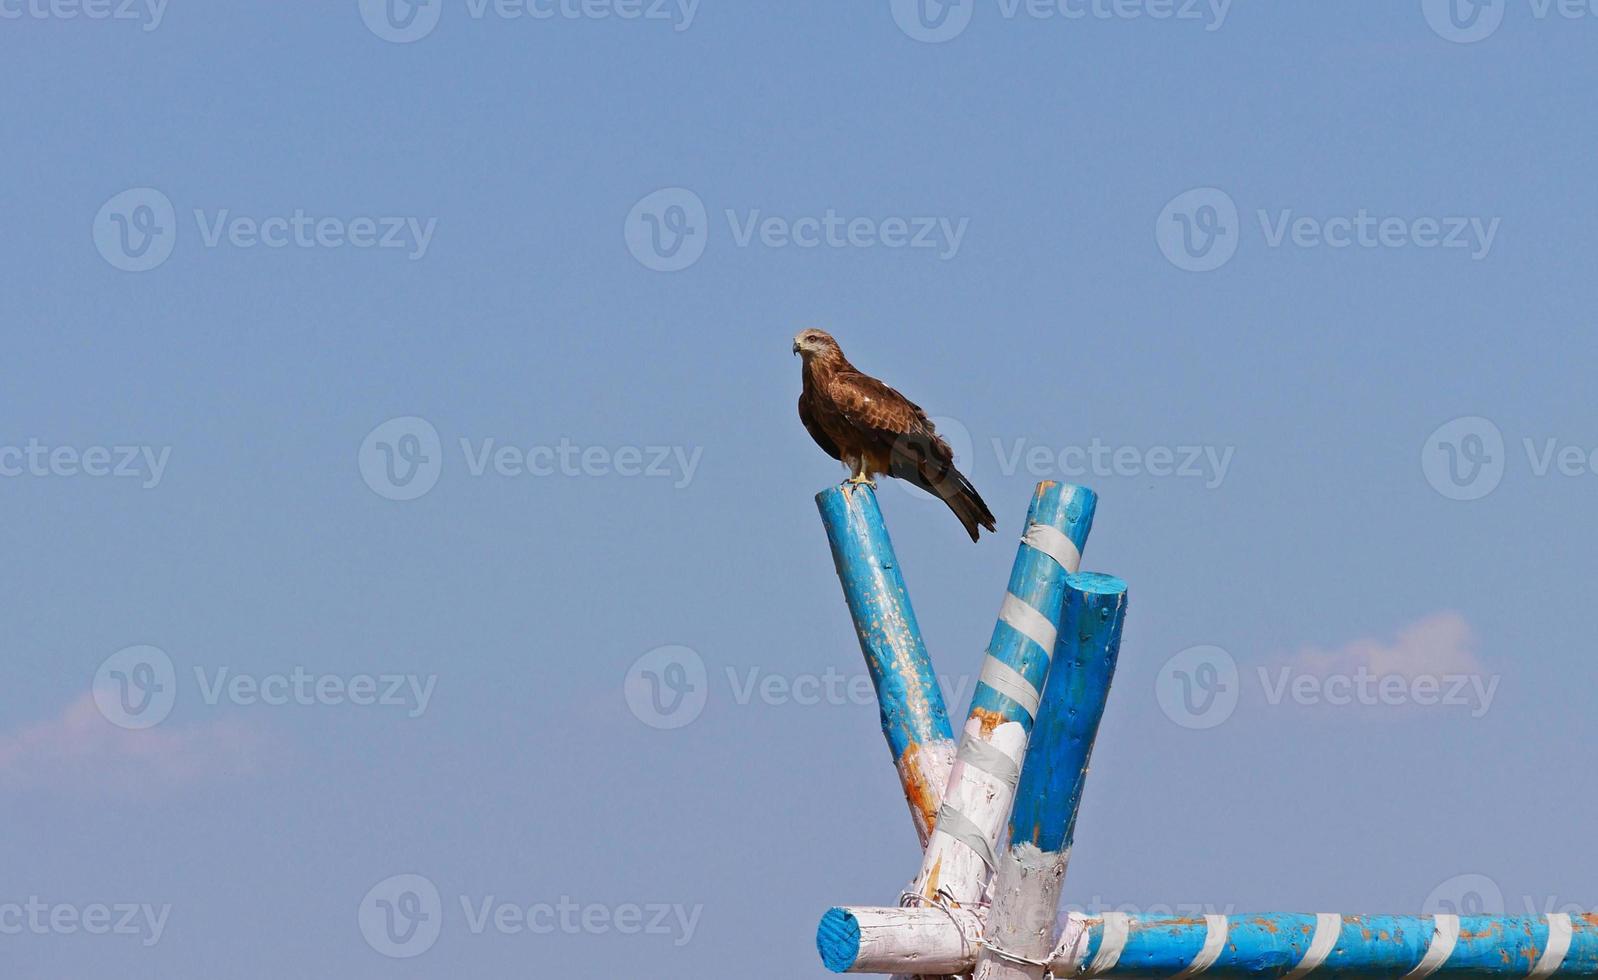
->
(1283, 913, 1342, 980)
(1088, 912, 1132, 975)
(1404, 914, 1459, 980)
(1023, 523, 1082, 573)
(999, 592, 1058, 654)
(978, 655, 1042, 718)
(1531, 914, 1573, 979)
(1172, 915, 1229, 980)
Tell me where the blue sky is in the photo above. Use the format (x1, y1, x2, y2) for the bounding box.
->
(3, 0, 1598, 975)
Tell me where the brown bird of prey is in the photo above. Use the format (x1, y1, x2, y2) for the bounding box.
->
(794, 329, 997, 542)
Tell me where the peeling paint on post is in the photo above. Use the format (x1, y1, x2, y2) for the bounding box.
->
(975, 572, 1127, 980)
(909, 482, 1098, 910)
(817, 483, 957, 846)
(819, 909, 1598, 978)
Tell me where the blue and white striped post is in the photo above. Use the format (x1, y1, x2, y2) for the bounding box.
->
(817, 483, 957, 847)
(975, 572, 1128, 980)
(909, 483, 1097, 910)
(818, 910, 1598, 978)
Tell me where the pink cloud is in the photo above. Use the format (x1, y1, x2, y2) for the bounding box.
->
(0, 694, 269, 797)
(1287, 611, 1487, 680)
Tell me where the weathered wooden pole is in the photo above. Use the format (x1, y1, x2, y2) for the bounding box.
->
(975, 572, 1128, 980)
(819, 910, 1598, 978)
(908, 482, 1098, 907)
(817, 482, 957, 847)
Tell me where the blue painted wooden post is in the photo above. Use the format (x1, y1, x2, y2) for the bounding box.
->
(975, 572, 1128, 980)
(817, 483, 957, 847)
(819, 910, 1598, 977)
(909, 483, 1097, 909)
(1064, 911, 1598, 978)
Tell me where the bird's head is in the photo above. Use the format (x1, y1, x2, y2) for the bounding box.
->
(792, 329, 842, 361)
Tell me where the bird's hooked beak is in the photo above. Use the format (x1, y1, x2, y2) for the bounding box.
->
(792, 340, 801, 356)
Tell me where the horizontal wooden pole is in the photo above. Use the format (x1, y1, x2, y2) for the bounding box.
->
(819, 907, 1598, 977)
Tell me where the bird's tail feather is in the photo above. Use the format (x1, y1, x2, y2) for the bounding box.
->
(933, 465, 998, 543)
(891, 438, 997, 542)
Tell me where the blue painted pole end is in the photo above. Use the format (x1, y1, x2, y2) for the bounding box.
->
(817, 907, 861, 974)
(1066, 571, 1128, 597)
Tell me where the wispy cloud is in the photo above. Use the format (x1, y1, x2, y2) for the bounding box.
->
(0, 694, 269, 797)
(1286, 611, 1486, 680)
